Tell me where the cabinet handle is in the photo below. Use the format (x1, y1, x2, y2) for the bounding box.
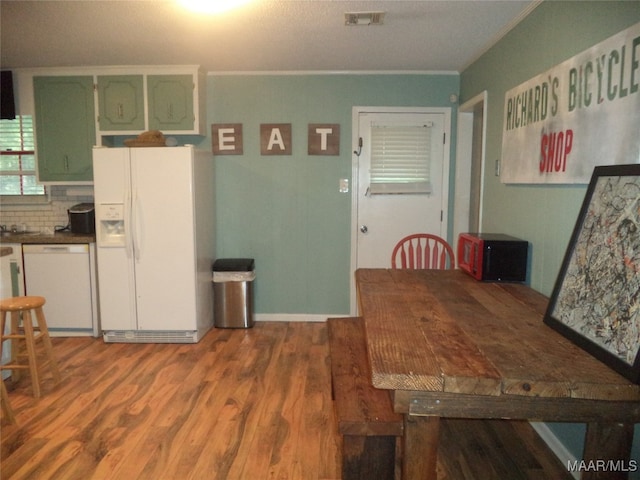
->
(118, 103, 124, 119)
(167, 103, 173, 120)
(64, 155, 69, 171)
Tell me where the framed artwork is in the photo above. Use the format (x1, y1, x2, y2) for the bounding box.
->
(544, 164, 640, 384)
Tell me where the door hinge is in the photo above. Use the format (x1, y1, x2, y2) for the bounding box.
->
(443, 133, 446, 144)
(440, 210, 443, 221)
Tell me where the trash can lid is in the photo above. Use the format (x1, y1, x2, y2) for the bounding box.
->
(213, 258, 255, 272)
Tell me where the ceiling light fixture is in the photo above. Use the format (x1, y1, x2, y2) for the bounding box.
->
(345, 12, 385, 26)
(178, 0, 253, 14)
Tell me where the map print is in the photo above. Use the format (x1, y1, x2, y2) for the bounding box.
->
(552, 175, 640, 366)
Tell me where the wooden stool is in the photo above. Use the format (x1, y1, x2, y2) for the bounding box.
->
(0, 296, 61, 398)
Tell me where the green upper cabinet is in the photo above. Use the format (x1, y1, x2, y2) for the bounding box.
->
(97, 75, 145, 131)
(33, 76, 96, 183)
(30, 67, 203, 183)
(147, 75, 195, 132)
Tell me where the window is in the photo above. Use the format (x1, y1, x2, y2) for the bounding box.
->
(369, 122, 433, 194)
(0, 115, 45, 196)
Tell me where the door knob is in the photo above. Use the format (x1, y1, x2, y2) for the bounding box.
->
(360, 225, 368, 234)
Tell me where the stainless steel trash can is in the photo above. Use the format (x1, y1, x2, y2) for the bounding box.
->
(213, 258, 255, 328)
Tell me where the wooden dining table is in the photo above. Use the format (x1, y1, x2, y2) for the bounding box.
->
(356, 268, 640, 480)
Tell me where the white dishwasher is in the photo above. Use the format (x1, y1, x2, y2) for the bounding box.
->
(22, 244, 99, 336)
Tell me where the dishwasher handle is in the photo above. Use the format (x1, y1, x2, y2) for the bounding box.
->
(22, 244, 89, 254)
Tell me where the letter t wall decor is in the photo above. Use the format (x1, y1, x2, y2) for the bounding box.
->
(308, 124, 340, 155)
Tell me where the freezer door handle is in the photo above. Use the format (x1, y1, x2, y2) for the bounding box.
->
(132, 193, 142, 262)
(125, 189, 133, 258)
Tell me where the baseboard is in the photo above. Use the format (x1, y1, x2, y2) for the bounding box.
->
(255, 313, 345, 323)
(530, 422, 580, 480)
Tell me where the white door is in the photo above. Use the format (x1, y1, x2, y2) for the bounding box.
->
(351, 108, 451, 313)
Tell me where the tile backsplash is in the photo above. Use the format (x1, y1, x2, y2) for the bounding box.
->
(0, 186, 94, 233)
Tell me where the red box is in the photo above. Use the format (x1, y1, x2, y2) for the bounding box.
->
(457, 233, 528, 282)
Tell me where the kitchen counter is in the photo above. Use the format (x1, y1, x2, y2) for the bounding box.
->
(0, 231, 96, 245)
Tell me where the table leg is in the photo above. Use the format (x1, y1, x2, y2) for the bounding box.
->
(403, 414, 440, 480)
(581, 422, 634, 480)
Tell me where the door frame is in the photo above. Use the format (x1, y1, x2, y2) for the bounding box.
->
(453, 91, 488, 254)
(350, 106, 452, 314)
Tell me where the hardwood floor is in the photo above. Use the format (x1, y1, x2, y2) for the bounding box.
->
(1, 322, 572, 479)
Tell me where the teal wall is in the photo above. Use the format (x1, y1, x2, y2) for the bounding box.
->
(460, 1, 640, 471)
(204, 74, 459, 314)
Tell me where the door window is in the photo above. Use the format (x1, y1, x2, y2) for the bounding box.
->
(369, 122, 434, 194)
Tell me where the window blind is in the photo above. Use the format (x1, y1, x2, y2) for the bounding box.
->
(0, 115, 44, 195)
(369, 122, 433, 194)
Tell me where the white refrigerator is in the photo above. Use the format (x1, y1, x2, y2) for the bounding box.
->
(93, 145, 214, 343)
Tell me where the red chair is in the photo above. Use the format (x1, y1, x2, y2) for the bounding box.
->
(391, 233, 455, 270)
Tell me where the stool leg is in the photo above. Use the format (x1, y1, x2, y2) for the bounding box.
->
(0, 312, 8, 408)
(34, 307, 61, 383)
(9, 311, 22, 383)
(21, 309, 41, 398)
(1, 378, 17, 424)
(0, 310, 6, 374)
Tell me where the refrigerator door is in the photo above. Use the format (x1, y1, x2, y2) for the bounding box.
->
(93, 147, 138, 331)
(130, 146, 198, 330)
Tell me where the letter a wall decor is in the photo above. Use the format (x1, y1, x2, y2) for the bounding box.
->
(261, 124, 292, 155)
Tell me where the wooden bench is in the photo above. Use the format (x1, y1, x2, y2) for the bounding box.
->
(327, 317, 403, 480)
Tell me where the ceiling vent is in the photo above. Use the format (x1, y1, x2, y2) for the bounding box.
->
(345, 11, 385, 26)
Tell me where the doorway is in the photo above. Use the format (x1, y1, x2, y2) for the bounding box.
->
(350, 106, 451, 314)
(453, 92, 487, 254)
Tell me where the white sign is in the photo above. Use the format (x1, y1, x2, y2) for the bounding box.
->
(501, 22, 640, 184)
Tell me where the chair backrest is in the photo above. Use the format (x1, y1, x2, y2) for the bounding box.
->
(391, 233, 455, 270)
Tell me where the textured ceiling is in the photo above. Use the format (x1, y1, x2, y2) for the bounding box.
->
(1, 0, 538, 73)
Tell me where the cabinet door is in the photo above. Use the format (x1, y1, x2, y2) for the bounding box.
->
(97, 75, 145, 131)
(33, 76, 96, 182)
(147, 75, 195, 131)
